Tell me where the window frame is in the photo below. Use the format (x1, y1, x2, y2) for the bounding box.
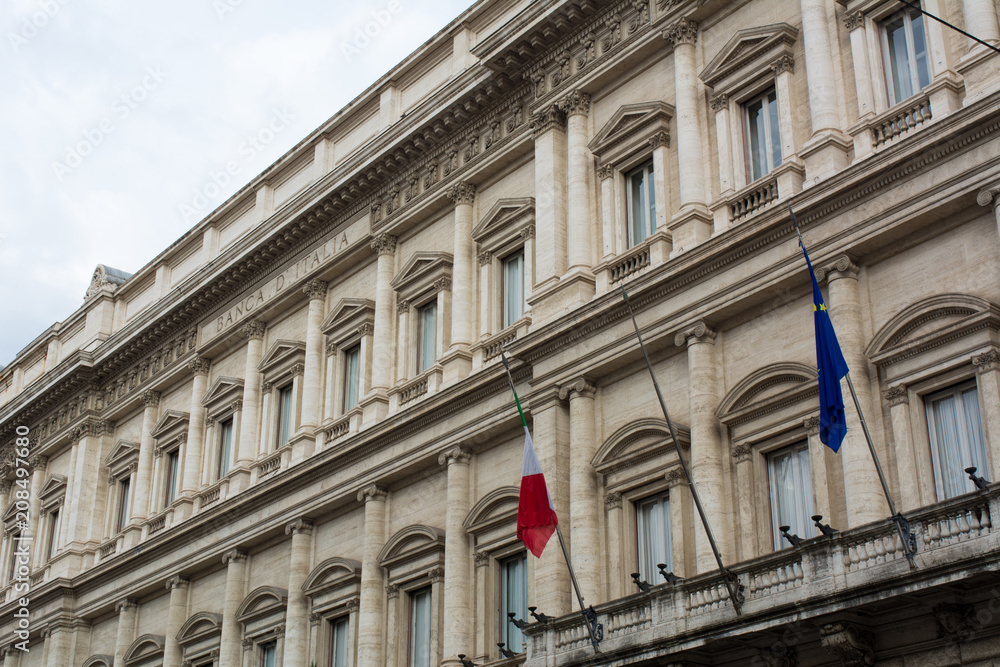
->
(625, 161, 657, 248)
(115, 475, 132, 534)
(635, 490, 672, 582)
(45, 507, 61, 562)
(498, 551, 528, 653)
(408, 585, 433, 667)
(500, 249, 526, 330)
(766, 440, 814, 550)
(217, 416, 235, 479)
(163, 448, 180, 507)
(390, 251, 453, 387)
(341, 344, 362, 414)
(924, 379, 988, 500)
(743, 87, 782, 182)
(258, 640, 277, 667)
(275, 382, 295, 449)
(879, 6, 931, 107)
(328, 615, 351, 667)
(415, 299, 438, 375)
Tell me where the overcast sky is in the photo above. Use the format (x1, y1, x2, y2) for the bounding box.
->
(0, 0, 473, 367)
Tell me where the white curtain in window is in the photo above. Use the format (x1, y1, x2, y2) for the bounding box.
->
(768, 444, 813, 548)
(277, 385, 294, 447)
(502, 252, 524, 329)
(928, 384, 988, 499)
(410, 587, 432, 667)
(501, 554, 528, 652)
(418, 302, 437, 373)
(330, 616, 349, 667)
(636, 493, 671, 581)
(343, 346, 360, 412)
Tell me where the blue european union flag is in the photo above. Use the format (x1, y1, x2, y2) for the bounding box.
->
(801, 244, 850, 452)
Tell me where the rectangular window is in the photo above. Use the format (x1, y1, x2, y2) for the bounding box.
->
(259, 641, 277, 667)
(164, 449, 180, 506)
(881, 8, 930, 106)
(636, 491, 671, 582)
(277, 384, 294, 447)
(8, 530, 20, 580)
(500, 553, 528, 654)
(343, 345, 361, 413)
(502, 250, 525, 329)
(416, 301, 437, 374)
(329, 616, 350, 667)
(626, 161, 656, 247)
(409, 586, 432, 667)
(768, 442, 814, 549)
(116, 477, 131, 533)
(46, 509, 60, 561)
(926, 381, 988, 500)
(218, 417, 234, 478)
(745, 88, 782, 181)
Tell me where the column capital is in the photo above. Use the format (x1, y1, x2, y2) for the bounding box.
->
(437, 446, 472, 467)
(310, 612, 322, 625)
(843, 11, 865, 32)
(474, 551, 491, 568)
(730, 443, 752, 463)
(648, 130, 670, 149)
(166, 575, 190, 591)
(447, 181, 476, 206)
(882, 384, 908, 406)
(428, 566, 444, 583)
(477, 251, 492, 266)
(303, 280, 328, 301)
(188, 356, 212, 376)
(816, 254, 859, 282)
(770, 54, 795, 74)
(241, 320, 267, 340)
(663, 17, 698, 48)
(386, 583, 401, 599)
(665, 467, 686, 487)
(370, 233, 398, 256)
(803, 415, 821, 436)
(285, 517, 314, 535)
(604, 491, 622, 509)
(357, 483, 388, 503)
(222, 548, 248, 565)
(141, 390, 161, 407)
(973, 348, 1000, 374)
(558, 377, 597, 401)
(674, 321, 717, 347)
(557, 90, 591, 117)
(433, 277, 452, 293)
(530, 104, 566, 137)
(597, 164, 615, 180)
(977, 187, 1000, 210)
(710, 93, 729, 112)
(30, 454, 48, 471)
(115, 598, 138, 613)
(396, 298, 411, 314)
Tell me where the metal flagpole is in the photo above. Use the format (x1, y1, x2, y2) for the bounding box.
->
(619, 286, 745, 616)
(499, 351, 603, 652)
(788, 207, 917, 568)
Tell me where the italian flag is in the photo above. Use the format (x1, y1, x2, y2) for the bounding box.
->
(517, 424, 558, 557)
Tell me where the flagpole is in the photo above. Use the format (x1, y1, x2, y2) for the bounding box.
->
(619, 286, 744, 617)
(789, 207, 917, 568)
(499, 351, 603, 652)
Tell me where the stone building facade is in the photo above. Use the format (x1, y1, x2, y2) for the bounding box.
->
(2, 0, 1000, 665)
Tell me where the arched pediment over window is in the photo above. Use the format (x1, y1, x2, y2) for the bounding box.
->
(236, 586, 288, 624)
(303, 557, 362, 596)
(592, 418, 690, 476)
(464, 486, 519, 533)
(865, 293, 1000, 367)
(378, 524, 445, 567)
(177, 611, 223, 642)
(716, 362, 818, 426)
(81, 655, 115, 667)
(123, 634, 164, 667)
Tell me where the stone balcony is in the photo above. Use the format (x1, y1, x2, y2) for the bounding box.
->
(522, 486, 1000, 666)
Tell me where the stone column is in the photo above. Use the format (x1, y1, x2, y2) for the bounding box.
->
(731, 443, 756, 558)
(558, 91, 596, 292)
(978, 187, 1000, 252)
(973, 348, 1000, 483)
(236, 321, 266, 480)
(113, 598, 138, 667)
(384, 585, 400, 667)
(603, 492, 624, 599)
(598, 166, 617, 262)
(357, 484, 388, 667)
(300, 280, 328, 434)
(366, 235, 397, 421)
(963, 0, 1000, 46)
(559, 379, 600, 605)
(44, 624, 72, 667)
(529, 390, 571, 616)
(526, 105, 567, 319)
(179, 357, 211, 518)
(219, 549, 248, 667)
(438, 446, 472, 665)
(283, 519, 314, 667)
(664, 18, 712, 253)
(132, 390, 161, 522)
(844, 12, 876, 160)
(798, 0, 850, 180)
(477, 252, 492, 340)
(665, 468, 692, 578)
(445, 182, 476, 382)
(163, 576, 190, 667)
(675, 323, 729, 571)
(881, 386, 922, 513)
(62, 425, 95, 550)
(821, 257, 887, 525)
(472, 552, 490, 660)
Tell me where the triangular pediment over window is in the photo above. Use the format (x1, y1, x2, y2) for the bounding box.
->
(472, 198, 535, 248)
(391, 251, 453, 300)
(700, 23, 798, 92)
(322, 298, 375, 345)
(151, 410, 190, 441)
(38, 474, 68, 507)
(202, 376, 244, 408)
(589, 101, 673, 166)
(106, 440, 139, 469)
(257, 339, 306, 376)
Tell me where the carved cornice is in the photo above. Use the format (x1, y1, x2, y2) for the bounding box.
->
(819, 622, 875, 667)
(882, 384, 908, 406)
(973, 348, 1000, 374)
(558, 90, 591, 117)
(357, 483, 388, 503)
(664, 17, 698, 48)
(446, 181, 476, 206)
(303, 280, 328, 301)
(674, 321, 717, 347)
(370, 234, 398, 256)
(241, 320, 266, 341)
